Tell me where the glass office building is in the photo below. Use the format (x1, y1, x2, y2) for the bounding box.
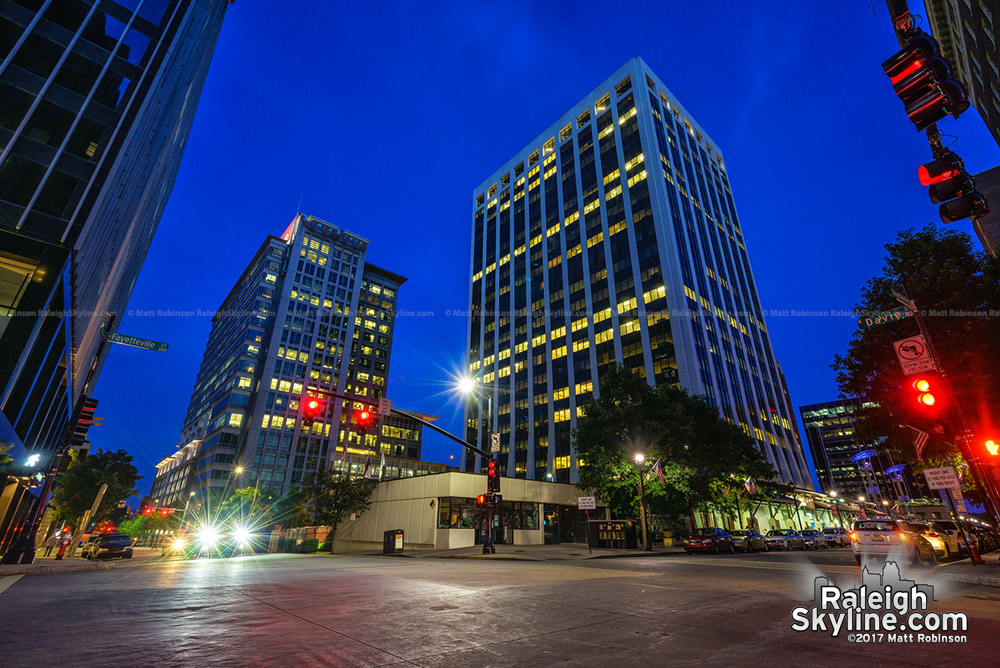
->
(799, 398, 914, 502)
(464, 58, 813, 489)
(0, 0, 228, 459)
(165, 214, 408, 499)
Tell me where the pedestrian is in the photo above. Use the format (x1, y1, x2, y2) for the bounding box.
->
(43, 533, 58, 557)
(55, 533, 73, 561)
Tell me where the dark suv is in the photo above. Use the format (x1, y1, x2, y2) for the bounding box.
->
(83, 533, 134, 560)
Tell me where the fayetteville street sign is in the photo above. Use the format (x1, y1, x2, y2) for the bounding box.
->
(105, 332, 169, 353)
(856, 305, 913, 330)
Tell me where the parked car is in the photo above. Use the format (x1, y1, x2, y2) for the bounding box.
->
(822, 527, 850, 547)
(765, 529, 805, 551)
(82, 533, 134, 560)
(899, 521, 951, 560)
(850, 519, 935, 566)
(728, 529, 767, 553)
(924, 520, 963, 558)
(684, 527, 735, 554)
(799, 529, 828, 549)
(965, 523, 999, 553)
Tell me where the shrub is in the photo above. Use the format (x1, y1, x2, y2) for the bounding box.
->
(299, 538, 319, 554)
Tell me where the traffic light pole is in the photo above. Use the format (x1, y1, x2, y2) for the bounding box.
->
(900, 285, 1000, 531)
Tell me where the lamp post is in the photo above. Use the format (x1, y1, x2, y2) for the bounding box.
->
(634, 454, 652, 551)
(829, 491, 844, 529)
(459, 377, 497, 554)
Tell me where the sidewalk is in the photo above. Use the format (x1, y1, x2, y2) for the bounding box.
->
(382, 543, 687, 561)
(0, 547, 161, 576)
(930, 553, 1000, 588)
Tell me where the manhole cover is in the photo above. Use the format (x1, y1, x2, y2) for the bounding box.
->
(568, 553, 582, 556)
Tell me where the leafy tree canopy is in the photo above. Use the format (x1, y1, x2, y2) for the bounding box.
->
(574, 365, 776, 521)
(50, 448, 140, 525)
(833, 224, 1000, 490)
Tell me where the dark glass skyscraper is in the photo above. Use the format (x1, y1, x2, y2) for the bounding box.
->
(158, 215, 407, 501)
(464, 58, 813, 489)
(0, 0, 229, 459)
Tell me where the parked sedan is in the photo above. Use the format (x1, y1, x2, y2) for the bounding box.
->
(729, 529, 767, 553)
(684, 528, 735, 554)
(799, 529, 828, 549)
(851, 519, 935, 566)
(822, 527, 850, 547)
(765, 529, 805, 551)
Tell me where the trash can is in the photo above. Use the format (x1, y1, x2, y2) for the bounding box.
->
(383, 529, 404, 554)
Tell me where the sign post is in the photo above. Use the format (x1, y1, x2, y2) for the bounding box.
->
(893, 336, 936, 376)
(578, 497, 596, 554)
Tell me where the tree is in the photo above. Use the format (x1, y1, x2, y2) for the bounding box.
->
(305, 466, 377, 552)
(832, 224, 1000, 496)
(217, 486, 278, 528)
(574, 365, 776, 525)
(49, 449, 140, 527)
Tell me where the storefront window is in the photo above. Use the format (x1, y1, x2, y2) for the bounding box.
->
(508, 502, 538, 530)
(437, 497, 477, 529)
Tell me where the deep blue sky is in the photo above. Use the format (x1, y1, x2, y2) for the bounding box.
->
(93, 1, 1000, 496)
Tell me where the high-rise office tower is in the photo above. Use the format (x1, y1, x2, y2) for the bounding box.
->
(799, 398, 915, 502)
(167, 214, 407, 499)
(925, 0, 1000, 148)
(464, 58, 813, 489)
(0, 1, 229, 458)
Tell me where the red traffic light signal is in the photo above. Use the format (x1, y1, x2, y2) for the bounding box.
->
(355, 408, 374, 435)
(882, 29, 969, 131)
(143, 507, 154, 515)
(476, 494, 489, 506)
(919, 152, 986, 224)
(487, 459, 500, 493)
(986, 440, 999, 457)
(301, 394, 323, 426)
(912, 378, 937, 408)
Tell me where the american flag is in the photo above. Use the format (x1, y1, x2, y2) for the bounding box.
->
(650, 459, 665, 485)
(908, 426, 929, 461)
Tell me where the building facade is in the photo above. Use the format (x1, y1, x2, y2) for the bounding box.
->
(463, 58, 812, 488)
(925, 0, 1000, 148)
(799, 398, 915, 503)
(0, 0, 229, 462)
(158, 214, 409, 501)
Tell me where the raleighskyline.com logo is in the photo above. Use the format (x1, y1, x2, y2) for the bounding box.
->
(791, 561, 968, 643)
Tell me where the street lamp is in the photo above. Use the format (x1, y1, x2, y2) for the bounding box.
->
(459, 376, 497, 554)
(829, 491, 844, 529)
(634, 453, 652, 551)
(233, 466, 245, 476)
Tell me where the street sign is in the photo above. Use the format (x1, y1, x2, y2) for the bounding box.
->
(893, 335, 935, 376)
(857, 305, 913, 330)
(106, 332, 169, 353)
(377, 397, 392, 416)
(490, 433, 500, 453)
(952, 487, 968, 513)
(577, 496, 596, 510)
(924, 466, 961, 490)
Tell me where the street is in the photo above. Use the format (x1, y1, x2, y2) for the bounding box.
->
(1, 550, 998, 667)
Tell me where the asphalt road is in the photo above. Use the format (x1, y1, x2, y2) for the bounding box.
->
(1, 549, 997, 667)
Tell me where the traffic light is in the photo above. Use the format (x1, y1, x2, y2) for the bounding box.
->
(919, 152, 987, 223)
(985, 440, 998, 457)
(882, 29, 969, 131)
(143, 507, 155, 515)
(355, 408, 374, 435)
(487, 459, 500, 493)
(301, 395, 323, 426)
(69, 397, 99, 447)
(476, 493, 489, 506)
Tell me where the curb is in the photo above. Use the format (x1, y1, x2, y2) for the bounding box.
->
(0, 561, 114, 576)
(941, 573, 1000, 588)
